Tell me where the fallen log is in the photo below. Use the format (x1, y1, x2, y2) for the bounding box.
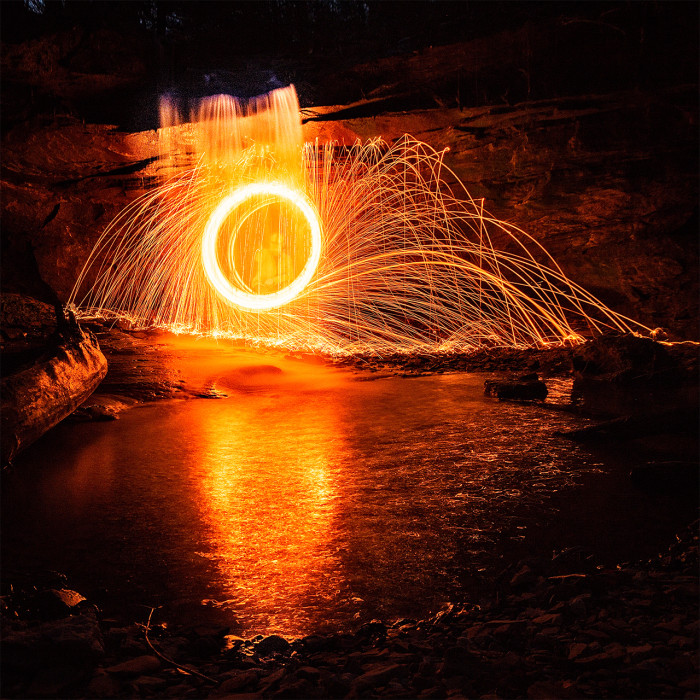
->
(1, 328, 107, 465)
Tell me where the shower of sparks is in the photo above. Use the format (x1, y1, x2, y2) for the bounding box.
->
(69, 85, 648, 355)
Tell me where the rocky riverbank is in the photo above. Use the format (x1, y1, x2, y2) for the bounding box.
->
(2, 521, 697, 699)
(315, 346, 575, 379)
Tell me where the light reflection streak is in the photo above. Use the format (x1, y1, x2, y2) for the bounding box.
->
(192, 391, 344, 637)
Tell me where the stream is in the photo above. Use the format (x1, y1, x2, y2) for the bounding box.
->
(2, 338, 694, 637)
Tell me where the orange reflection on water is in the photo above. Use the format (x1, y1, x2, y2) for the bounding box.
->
(191, 363, 345, 637)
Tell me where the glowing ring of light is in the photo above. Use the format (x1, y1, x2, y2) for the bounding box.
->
(202, 182, 322, 310)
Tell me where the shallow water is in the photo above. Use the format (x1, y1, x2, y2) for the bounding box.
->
(1, 347, 693, 637)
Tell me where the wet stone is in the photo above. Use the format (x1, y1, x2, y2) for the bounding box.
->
(526, 680, 577, 699)
(295, 666, 321, 683)
(164, 683, 198, 697)
(34, 588, 86, 619)
(354, 663, 408, 691)
(566, 593, 590, 617)
(255, 634, 290, 656)
(509, 564, 535, 588)
(105, 654, 161, 676)
(568, 642, 589, 660)
(258, 667, 286, 693)
(131, 674, 167, 690)
(484, 375, 548, 402)
(532, 613, 562, 626)
(418, 684, 447, 697)
(271, 677, 314, 698)
(356, 620, 388, 640)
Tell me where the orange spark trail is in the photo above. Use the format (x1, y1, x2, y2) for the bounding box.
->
(69, 85, 650, 355)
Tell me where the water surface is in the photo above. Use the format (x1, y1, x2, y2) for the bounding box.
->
(2, 348, 692, 637)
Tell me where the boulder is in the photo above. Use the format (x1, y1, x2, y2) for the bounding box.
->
(571, 333, 699, 417)
(353, 663, 407, 692)
(105, 655, 161, 676)
(2, 611, 104, 669)
(219, 669, 259, 692)
(1, 324, 107, 464)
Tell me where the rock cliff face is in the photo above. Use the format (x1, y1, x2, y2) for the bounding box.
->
(1, 120, 157, 302)
(1, 5, 697, 339)
(309, 87, 698, 336)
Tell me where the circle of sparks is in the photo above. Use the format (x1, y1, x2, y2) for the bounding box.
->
(202, 182, 322, 311)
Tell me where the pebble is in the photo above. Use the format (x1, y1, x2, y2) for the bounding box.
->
(86, 669, 122, 697)
(2, 522, 697, 698)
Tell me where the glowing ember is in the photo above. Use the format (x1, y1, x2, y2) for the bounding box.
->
(69, 85, 649, 354)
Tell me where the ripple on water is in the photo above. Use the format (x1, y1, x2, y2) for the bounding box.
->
(0, 366, 677, 638)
